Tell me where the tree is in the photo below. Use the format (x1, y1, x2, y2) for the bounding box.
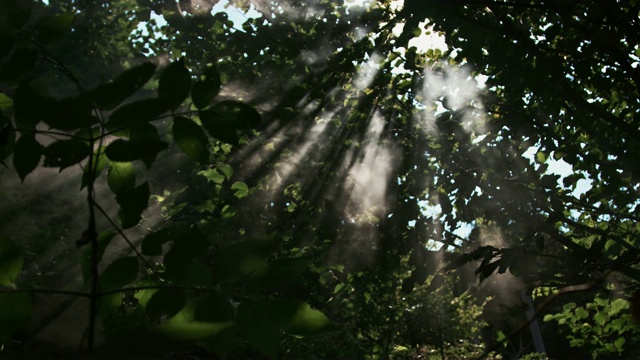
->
(1, 0, 639, 358)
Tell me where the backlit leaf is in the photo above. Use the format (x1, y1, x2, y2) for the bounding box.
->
(105, 138, 168, 167)
(146, 289, 187, 319)
(237, 300, 280, 359)
(0, 235, 23, 287)
(141, 226, 189, 256)
(13, 133, 42, 182)
(172, 116, 209, 163)
(107, 160, 135, 193)
(81, 146, 107, 190)
(258, 299, 333, 336)
(0, 92, 13, 110)
(80, 231, 116, 283)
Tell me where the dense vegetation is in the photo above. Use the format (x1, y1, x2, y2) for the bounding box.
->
(1, 0, 640, 358)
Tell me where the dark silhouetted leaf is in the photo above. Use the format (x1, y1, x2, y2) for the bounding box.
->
(33, 12, 75, 44)
(42, 139, 91, 171)
(199, 109, 239, 146)
(0, 47, 37, 82)
(107, 160, 135, 193)
(80, 231, 116, 283)
(210, 100, 261, 130)
(0, 35, 14, 60)
(159, 58, 191, 109)
(237, 300, 280, 360)
(107, 98, 171, 130)
(0, 292, 32, 343)
(0, 118, 15, 163)
(163, 227, 209, 279)
(44, 96, 98, 131)
(13, 133, 42, 182)
(105, 138, 168, 167)
(91, 62, 157, 110)
(0, 235, 23, 287)
(191, 65, 221, 109)
(146, 289, 186, 319)
(13, 81, 50, 128)
(0, 0, 32, 31)
(257, 299, 334, 336)
(172, 116, 209, 163)
(116, 182, 149, 229)
(194, 293, 235, 322)
(99, 256, 139, 291)
(141, 226, 189, 256)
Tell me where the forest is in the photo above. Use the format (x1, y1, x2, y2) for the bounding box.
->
(1, 0, 640, 358)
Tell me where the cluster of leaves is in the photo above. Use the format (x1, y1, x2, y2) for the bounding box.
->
(0, 0, 335, 357)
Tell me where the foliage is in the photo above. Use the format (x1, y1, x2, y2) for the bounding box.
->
(1, 0, 640, 358)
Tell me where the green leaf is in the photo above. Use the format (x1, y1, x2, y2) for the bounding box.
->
(107, 160, 135, 193)
(146, 289, 187, 319)
(13, 134, 42, 182)
(535, 151, 547, 164)
(0, 292, 32, 342)
(116, 182, 150, 229)
(237, 300, 280, 360)
(199, 109, 239, 146)
(107, 98, 172, 130)
(99, 256, 139, 292)
(105, 138, 168, 168)
(81, 146, 107, 190)
(91, 62, 157, 110)
(594, 311, 608, 326)
(80, 231, 116, 283)
(129, 123, 163, 167)
(163, 227, 209, 279)
(258, 299, 334, 335)
(0, 235, 23, 287)
(191, 64, 221, 109)
(42, 139, 91, 171)
(33, 12, 75, 44)
(159, 58, 191, 109)
(172, 116, 209, 163)
(0, 92, 13, 110)
(231, 181, 249, 198)
(153, 320, 234, 341)
(218, 163, 233, 180)
(141, 226, 189, 256)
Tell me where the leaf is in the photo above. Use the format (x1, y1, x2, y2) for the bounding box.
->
(91, 62, 157, 110)
(251, 256, 312, 289)
(80, 231, 116, 283)
(99, 256, 139, 292)
(210, 100, 261, 130)
(140, 226, 189, 256)
(0, 292, 32, 342)
(0, 118, 15, 163)
(199, 109, 239, 146)
(116, 182, 150, 229)
(0, 35, 14, 60)
(146, 289, 187, 319)
(194, 293, 235, 322)
(218, 163, 233, 180)
(0, 235, 23, 287)
(13, 134, 42, 182)
(13, 81, 50, 128)
(258, 299, 334, 336)
(107, 160, 135, 193)
(535, 151, 547, 164)
(172, 116, 209, 163)
(42, 139, 91, 171)
(105, 138, 168, 167)
(44, 96, 98, 131)
(0, 0, 32, 31)
(163, 227, 209, 279)
(0, 47, 37, 83)
(237, 300, 280, 359)
(129, 123, 163, 167)
(154, 320, 234, 341)
(230, 181, 249, 198)
(81, 146, 107, 190)
(182, 262, 213, 286)
(107, 98, 172, 130)
(191, 65, 221, 109)
(0, 92, 13, 110)
(159, 58, 191, 109)
(33, 12, 75, 44)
